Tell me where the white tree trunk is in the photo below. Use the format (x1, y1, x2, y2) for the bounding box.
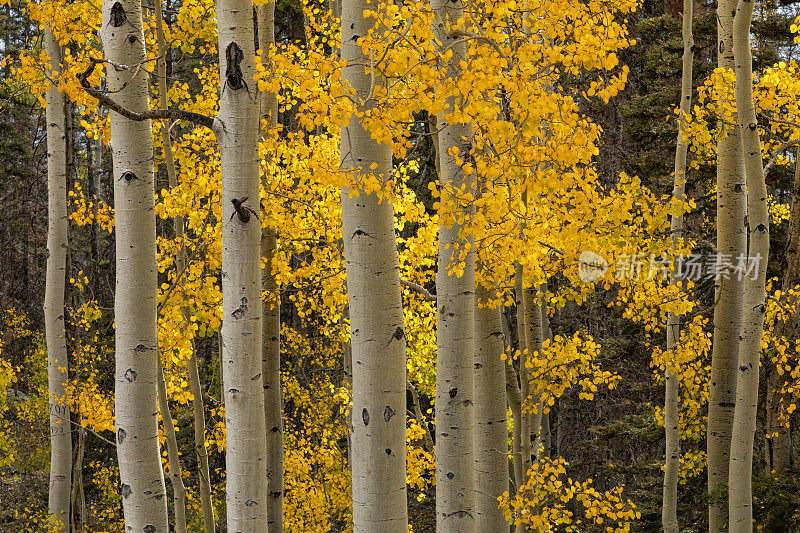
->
(257, 4, 284, 531)
(473, 284, 508, 531)
(708, 0, 747, 526)
(215, 0, 269, 528)
(100, 0, 169, 527)
(662, 2, 693, 530)
(513, 268, 529, 533)
(728, 0, 768, 528)
(156, 364, 187, 533)
(340, 1, 409, 531)
(432, 2, 476, 527)
(152, 7, 190, 531)
(43, 27, 71, 531)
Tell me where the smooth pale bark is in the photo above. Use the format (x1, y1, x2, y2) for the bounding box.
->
(340, 1, 409, 531)
(261, 228, 283, 531)
(513, 268, 529, 533)
(257, 4, 284, 530)
(540, 295, 552, 459)
(506, 363, 523, 494)
(523, 285, 544, 456)
(43, 27, 71, 531)
(473, 284, 509, 531)
(156, 365, 187, 533)
(432, 1, 477, 523)
(663, 2, 693, 530)
(517, 282, 544, 533)
(99, 0, 169, 528)
(152, 7, 190, 532)
(215, 0, 269, 528)
(707, 0, 747, 526)
(764, 146, 800, 473)
(728, 0, 768, 528)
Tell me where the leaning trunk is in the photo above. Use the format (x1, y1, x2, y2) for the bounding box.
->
(100, 0, 169, 527)
(728, 0, 768, 528)
(43, 26, 71, 531)
(707, 0, 747, 525)
(215, 0, 269, 527)
(340, 1, 409, 531)
(662, 1, 693, 530)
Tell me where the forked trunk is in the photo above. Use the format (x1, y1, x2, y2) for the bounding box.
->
(728, 0, 768, 528)
(707, 0, 747, 526)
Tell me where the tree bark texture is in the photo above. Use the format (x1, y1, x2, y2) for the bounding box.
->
(44, 26, 71, 531)
(340, 1, 409, 530)
(100, 0, 169, 527)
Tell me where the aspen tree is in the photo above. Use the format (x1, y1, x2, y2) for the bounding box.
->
(708, 0, 747, 525)
(151, 4, 192, 530)
(99, 0, 169, 527)
(432, 0, 476, 525)
(764, 147, 800, 474)
(215, 0, 269, 526)
(340, 0, 409, 530)
(728, 0, 769, 526)
(257, 3, 283, 529)
(662, 0, 693, 529)
(43, 26, 71, 531)
(473, 283, 508, 531)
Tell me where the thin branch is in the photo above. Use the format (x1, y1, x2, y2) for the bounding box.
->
(400, 278, 436, 301)
(763, 139, 800, 180)
(51, 410, 116, 447)
(78, 58, 215, 131)
(406, 380, 434, 452)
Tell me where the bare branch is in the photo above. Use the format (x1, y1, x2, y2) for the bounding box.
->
(400, 278, 436, 301)
(78, 58, 215, 131)
(763, 139, 800, 180)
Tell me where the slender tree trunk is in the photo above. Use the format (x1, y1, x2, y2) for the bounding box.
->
(513, 268, 530, 533)
(340, 1, 409, 531)
(257, 4, 284, 531)
(522, 285, 544, 457)
(99, 0, 170, 528)
(156, 364, 187, 533)
(151, 7, 190, 532)
(663, 2, 693, 530)
(708, 0, 747, 525)
(764, 148, 800, 472)
(432, 0, 477, 523)
(262, 228, 283, 531)
(764, 146, 800, 474)
(214, 0, 270, 527)
(43, 27, 71, 532)
(506, 363, 523, 494)
(728, 0, 768, 528)
(152, 5, 216, 528)
(540, 294, 551, 460)
(70, 419, 85, 532)
(473, 283, 509, 531)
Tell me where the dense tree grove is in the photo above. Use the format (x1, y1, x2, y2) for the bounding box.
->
(3, 0, 800, 531)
